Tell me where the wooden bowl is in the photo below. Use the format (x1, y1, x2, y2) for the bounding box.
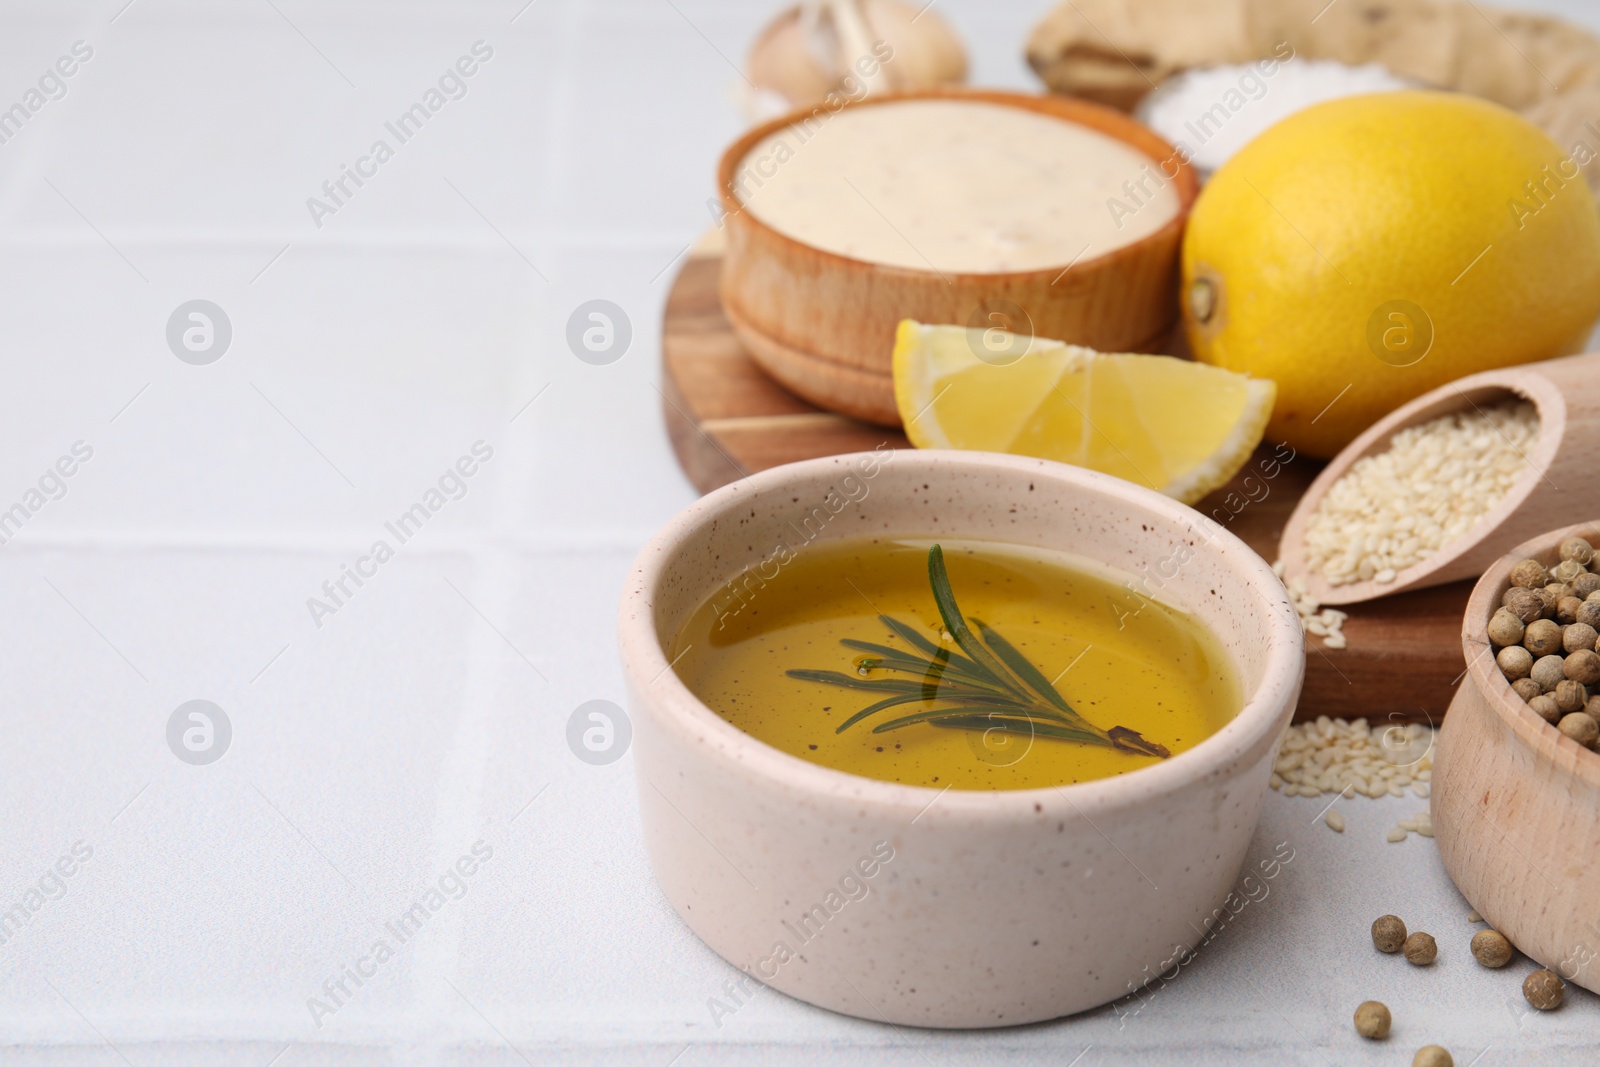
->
(716, 88, 1200, 426)
(1433, 520, 1600, 995)
(1277, 352, 1600, 606)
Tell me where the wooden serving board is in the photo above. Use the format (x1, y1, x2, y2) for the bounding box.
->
(661, 250, 1471, 725)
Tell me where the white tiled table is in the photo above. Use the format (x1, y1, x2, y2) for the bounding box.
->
(0, 1, 1595, 1062)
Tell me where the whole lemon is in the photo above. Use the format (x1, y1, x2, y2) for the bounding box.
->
(1183, 91, 1600, 458)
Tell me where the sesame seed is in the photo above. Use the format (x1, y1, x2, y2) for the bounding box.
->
(1303, 401, 1538, 587)
(1271, 717, 1436, 799)
(1273, 560, 1350, 649)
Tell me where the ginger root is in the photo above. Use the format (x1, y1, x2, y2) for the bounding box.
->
(1027, 0, 1600, 197)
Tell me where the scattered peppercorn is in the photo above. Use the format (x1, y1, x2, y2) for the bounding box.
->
(1403, 931, 1437, 965)
(1354, 1000, 1391, 1039)
(1523, 968, 1565, 1010)
(1470, 929, 1512, 968)
(1413, 1047, 1454, 1067)
(1372, 914, 1407, 954)
(1510, 559, 1548, 588)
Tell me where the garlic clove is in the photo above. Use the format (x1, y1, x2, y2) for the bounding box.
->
(746, 0, 967, 114)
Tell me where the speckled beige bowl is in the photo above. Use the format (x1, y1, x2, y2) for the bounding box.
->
(618, 450, 1303, 1027)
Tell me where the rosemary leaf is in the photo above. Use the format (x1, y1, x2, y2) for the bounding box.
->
(1108, 725, 1172, 758)
(876, 616, 986, 676)
(786, 545, 1171, 761)
(926, 714, 1105, 746)
(972, 619, 1103, 738)
(926, 545, 1032, 701)
(834, 692, 942, 734)
(866, 705, 1036, 734)
(783, 670, 928, 694)
(971, 620, 1074, 713)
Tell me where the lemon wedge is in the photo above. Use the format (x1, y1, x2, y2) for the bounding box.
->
(891, 320, 1276, 505)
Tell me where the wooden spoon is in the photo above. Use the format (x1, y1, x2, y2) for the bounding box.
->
(1277, 352, 1600, 606)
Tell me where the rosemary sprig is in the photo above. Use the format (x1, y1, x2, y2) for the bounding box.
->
(786, 544, 1170, 759)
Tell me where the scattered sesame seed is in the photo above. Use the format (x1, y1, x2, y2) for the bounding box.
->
(1324, 810, 1345, 832)
(1270, 717, 1436, 798)
(1273, 560, 1349, 648)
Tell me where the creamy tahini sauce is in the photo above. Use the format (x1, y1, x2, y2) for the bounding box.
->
(732, 100, 1181, 274)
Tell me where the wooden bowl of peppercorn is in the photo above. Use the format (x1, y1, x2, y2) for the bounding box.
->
(1434, 520, 1600, 996)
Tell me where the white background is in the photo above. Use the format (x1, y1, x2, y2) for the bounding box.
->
(0, 0, 1596, 1063)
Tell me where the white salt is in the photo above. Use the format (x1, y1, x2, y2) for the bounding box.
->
(1138, 59, 1414, 175)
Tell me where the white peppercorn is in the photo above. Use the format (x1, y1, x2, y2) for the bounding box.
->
(1573, 571, 1600, 598)
(1558, 711, 1598, 747)
(1565, 649, 1600, 685)
(1524, 968, 1565, 1010)
(1553, 558, 1586, 584)
(1531, 654, 1567, 691)
(1577, 600, 1600, 630)
(1564, 622, 1598, 654)
(1510, 559, 1548, 588)
(1372, 914, 1407, 953)
(1414, 1047, 1454, 1067)
(1488, 610, 1526, 646)
(1555, 679, 1588, 713)
(1558, 596, 1585, 625)
(1512, 677, 1542, 702)
(1497, 645, 1534, 680)
(1354, 1000, 1391, 1039)
(1559, 536, 1593, 564)
(1525, 619, 1563, 656)
(1529, 694, 1562, 723)
(1403, 931, 1437, 965)
(1471, 929, 1513, 968)
(1503, 587, 1547, 623)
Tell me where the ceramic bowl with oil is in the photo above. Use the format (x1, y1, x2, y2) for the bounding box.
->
(618, 450, 1304, 1026)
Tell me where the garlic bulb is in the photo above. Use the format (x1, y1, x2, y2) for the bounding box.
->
(745, 0, 967, 118)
